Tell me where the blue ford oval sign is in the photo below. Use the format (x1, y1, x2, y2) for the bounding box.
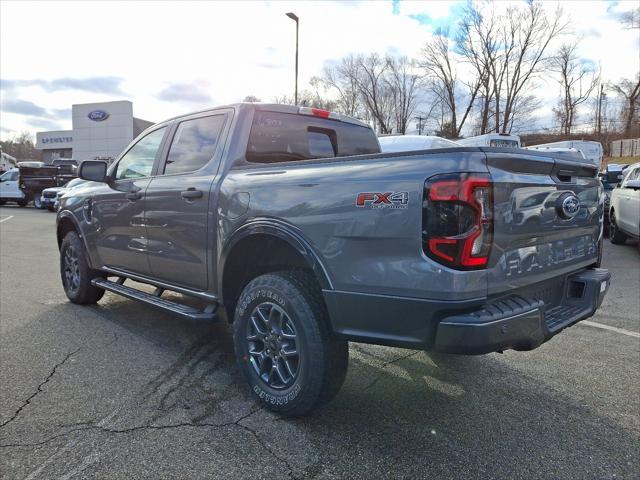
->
(88, 110, 109, 121)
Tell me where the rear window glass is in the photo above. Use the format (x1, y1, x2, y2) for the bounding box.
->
(490, 139, 519, 148)
(246, 111, 379, 163)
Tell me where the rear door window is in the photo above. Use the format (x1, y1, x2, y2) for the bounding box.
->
(246, 111, 379, 163)
(164, 115, 226, 175)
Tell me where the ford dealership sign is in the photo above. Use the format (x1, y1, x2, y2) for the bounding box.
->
(88, 110, 109, 121)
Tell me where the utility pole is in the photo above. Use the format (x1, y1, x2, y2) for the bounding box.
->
(596, 84, 605, 135)
(286, 12, 299, 105)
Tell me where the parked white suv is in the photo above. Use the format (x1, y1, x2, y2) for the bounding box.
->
(609, 162, 640, 245)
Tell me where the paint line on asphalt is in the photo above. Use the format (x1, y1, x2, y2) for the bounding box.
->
(580, 320, 640, 338)
(0, 215, 14, 223)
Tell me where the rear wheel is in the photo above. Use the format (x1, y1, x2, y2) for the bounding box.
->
(33, 196, 42, 209)
(60, 231, 105, 304)
(233, 271, 348, 416)
(17, 200, 27, 207)
(47, 206, 55, 212)
(609, 211, 628, 245)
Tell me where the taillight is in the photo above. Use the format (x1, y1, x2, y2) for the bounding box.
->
(422, 173, 493, 270)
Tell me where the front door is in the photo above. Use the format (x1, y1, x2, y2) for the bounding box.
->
(92, 126, 168, 275)
(144, 112, 229, 291)
(0, 170, 23, 199)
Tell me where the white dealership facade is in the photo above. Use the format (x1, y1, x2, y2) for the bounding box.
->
(36, 100, 153, 164)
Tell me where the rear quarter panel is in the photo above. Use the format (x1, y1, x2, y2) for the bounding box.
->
(220, 150, 489, 301)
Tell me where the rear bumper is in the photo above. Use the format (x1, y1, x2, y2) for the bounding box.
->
(433, 268, 610, 354)
(324, 268, 610, 354)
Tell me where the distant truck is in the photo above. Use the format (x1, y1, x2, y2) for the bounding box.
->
(18, 159, 77, 208)
(457, 133, 521, 148)
(527, 141, 603, 170)
(378, 135, 460, 153)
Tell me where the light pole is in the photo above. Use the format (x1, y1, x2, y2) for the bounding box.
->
(286, 12, 299, 105)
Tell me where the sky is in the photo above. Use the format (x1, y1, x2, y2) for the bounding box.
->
(1, 0, 638, 139)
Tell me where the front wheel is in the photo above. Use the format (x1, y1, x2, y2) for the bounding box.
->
(233, 271, 348, 416)
(60, 231, 105, 304)
(609, 211, 628, 245)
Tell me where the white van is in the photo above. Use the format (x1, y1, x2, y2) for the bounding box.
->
(378, 135, 460, 153)
(457, 133, 521, 148)
(526, 141, 603, 169)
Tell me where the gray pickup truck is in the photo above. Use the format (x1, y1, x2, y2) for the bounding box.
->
(57, 103, 610, 415)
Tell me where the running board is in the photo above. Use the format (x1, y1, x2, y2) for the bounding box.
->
(92, 278, 217, 321)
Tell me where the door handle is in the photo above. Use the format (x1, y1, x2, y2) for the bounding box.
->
(181, 188, 203, 200)
(125, 191, 142, 201)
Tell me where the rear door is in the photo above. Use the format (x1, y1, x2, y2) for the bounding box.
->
(486, 151, 601, 298)
(144, 111, 230, 290)
(618, 167, 640, 235)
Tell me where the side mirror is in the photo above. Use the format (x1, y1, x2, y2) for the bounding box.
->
(625, 179, 640, 190)
(78, 160, 108, 183)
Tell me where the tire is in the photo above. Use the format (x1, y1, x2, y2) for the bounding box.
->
(33, 196, 42, 209)
(17, 200, 27, 207)
(60, 231, 105, 304)
(47, 206, 55, 212)
(609, 210, 628, 245)
(233, 270, 348, 416)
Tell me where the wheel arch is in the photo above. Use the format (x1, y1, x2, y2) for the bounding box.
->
(219, 220, 333, 321)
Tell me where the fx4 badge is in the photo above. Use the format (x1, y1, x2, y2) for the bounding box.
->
(356, 192, 409, 209)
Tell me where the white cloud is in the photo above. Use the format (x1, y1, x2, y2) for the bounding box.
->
(1, 0, 638, 138)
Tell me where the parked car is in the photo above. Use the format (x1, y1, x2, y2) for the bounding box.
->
(40, 178, 88, 212)
(57, 103, 610, 416)
(378, 135, 460, 153)
(609, 162, 640, 244)
(599, 165, 624, 235)
(0, 168, 28, 206)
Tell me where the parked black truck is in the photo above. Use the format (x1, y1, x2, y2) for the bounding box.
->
(56, 104, 610, 415)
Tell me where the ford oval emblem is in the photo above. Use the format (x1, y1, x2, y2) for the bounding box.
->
(556, 193, 581, 220)
(88, 110, 109, 121)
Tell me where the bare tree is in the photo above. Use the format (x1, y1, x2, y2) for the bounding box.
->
(320, 55, 362, 117)
(498, 2, 567, 133)
(242, 95, 261, 102)
(611, 74, 640, 136)
(421, 30, 481, 138)
(619, 6, 640, 29)
(551, 42, 599, 134)
(385, 57, 421, 134)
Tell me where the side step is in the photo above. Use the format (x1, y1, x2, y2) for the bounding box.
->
(92, 278, 217, 321)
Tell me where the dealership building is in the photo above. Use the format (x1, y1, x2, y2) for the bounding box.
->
(36, 100, 154, 164)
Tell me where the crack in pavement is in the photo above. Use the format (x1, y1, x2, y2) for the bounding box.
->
(362, 351, 421, 391)
(0, 348, 81, 429)
(1, 406, 301, 478)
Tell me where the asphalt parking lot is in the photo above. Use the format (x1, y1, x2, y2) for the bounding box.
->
(1, 205, 638, 480)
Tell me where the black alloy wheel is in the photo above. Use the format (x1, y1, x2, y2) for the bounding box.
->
(246, 302, 300, 389)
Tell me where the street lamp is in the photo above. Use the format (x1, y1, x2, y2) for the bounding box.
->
(286, 12, 299, 105)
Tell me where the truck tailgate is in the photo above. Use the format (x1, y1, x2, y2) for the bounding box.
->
(485, 151, 601, 299)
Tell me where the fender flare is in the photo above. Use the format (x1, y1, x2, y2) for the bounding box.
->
(56, 211, 95, 269)
(218, 218, 334, 297)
